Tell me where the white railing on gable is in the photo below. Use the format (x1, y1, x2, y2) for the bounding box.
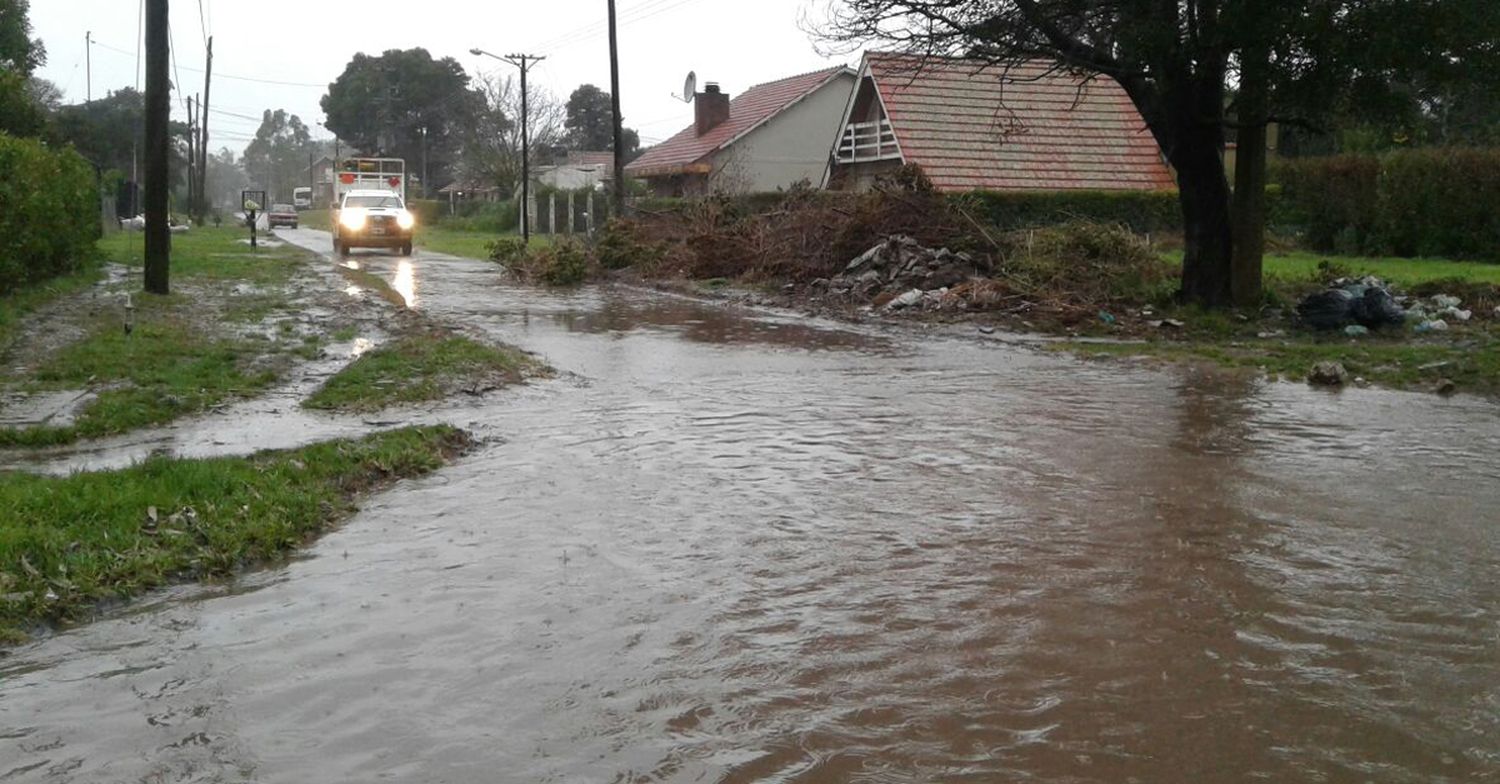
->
(837, 120, 900, 163)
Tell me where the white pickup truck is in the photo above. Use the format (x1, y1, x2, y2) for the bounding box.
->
(331, 158, 415, 257)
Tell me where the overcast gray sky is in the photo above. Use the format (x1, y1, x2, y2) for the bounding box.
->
(30, 0, 853, 153)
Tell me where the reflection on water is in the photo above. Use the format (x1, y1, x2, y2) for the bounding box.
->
(393, 259, 417, 308)
(342, 284, 361, 298)
(550, 293, 892, 352)
(3, 243, 1498, 782)
(340, 260, 360, 271)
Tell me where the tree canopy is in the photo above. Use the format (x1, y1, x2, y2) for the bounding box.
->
(0, 0, 43, 76)
(242, 109, 314, 202)
(563, 83, 639, 156)
(821, 0, 1500, 307)
(321, 48, 481, 192)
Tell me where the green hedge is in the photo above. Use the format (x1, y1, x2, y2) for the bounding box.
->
(1276, 148, 1500, 259)
(0, 134, 98, 294)
(956, 189, 1184, 234)
(628, 189, 1189, 234)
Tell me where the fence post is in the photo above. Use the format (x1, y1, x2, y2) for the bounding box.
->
(549, 193, 557, 235)
(586, 190, 595, 236)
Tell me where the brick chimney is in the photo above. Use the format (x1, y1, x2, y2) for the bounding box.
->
(694, 82, 730, 136)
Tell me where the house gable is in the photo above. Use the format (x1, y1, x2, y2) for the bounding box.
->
(830, 52, 1175, 192)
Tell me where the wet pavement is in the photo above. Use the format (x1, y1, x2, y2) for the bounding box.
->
(2, 231, 1498, 782)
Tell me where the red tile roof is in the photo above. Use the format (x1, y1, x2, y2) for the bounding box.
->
(566, 151, 615, 168)
(865, 53, 1175, 191)
(626, 67, 850, 178)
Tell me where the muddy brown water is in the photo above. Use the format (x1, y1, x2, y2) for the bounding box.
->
(3, 230, 1498, 782)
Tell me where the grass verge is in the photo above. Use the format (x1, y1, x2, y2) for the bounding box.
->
(1060, 330, 1500, 393)
(1161, 249, 1500, 287)
(416, 226, 551, 260)
(304, 331, 540, 412)
(0, 425, 471, 643)
(0, 228, 319, 447)
(99, 226, 304, 285)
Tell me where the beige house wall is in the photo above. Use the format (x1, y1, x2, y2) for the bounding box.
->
(705, 73, 857, 193)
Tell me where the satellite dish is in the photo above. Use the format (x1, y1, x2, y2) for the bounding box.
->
(682, 71, 697, 102)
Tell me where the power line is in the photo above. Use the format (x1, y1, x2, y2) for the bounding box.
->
(92, 38, 325, 88)
(196, 0, 209, 48)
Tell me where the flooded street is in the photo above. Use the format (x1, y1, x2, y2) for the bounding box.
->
(3, 235, 1498, 782)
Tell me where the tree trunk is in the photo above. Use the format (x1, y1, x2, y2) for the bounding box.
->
(1230, 45, 1270, 308)
(1173, 126, 1234, 308)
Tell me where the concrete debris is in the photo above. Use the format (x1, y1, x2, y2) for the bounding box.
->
(1308, 361, 1350, 387)
(1344, 324, 1370, 337)
(1414, 319, 1449, 333)
(832, 235, 980, 311)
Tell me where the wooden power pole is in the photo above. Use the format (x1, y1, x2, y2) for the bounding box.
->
(143, 0, 170, 294)
(607, 0, 625, 219)
(198, 36, 213, 223)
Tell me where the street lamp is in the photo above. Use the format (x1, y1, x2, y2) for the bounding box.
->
(472, 47, 544, 243)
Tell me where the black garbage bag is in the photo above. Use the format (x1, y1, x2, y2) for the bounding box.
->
(1297, 288, 1356, 329)
(1349, 286, 1406, 327)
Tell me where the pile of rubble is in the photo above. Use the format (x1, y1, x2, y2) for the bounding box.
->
(816, 235, 982, 311)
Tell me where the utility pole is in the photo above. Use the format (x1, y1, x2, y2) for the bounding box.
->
(197, 36, 213, 224)
(607, 0, 625, 219)
(143, 0, 170, 294)
(186, 95, 198, 218)
(85, 31, 92, 102)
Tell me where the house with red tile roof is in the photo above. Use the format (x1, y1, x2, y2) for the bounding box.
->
(827, 52, 1175, 193)
(625, 67, 857, 196)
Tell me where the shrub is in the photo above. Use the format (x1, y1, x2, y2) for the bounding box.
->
(1005, 221, 1174, 304)
(0, 133, 98, 294)
(533, 239, 592, 286)
(485, 236, 527, 265)
(501, 239, 594, 286)
(596, 217, 663, 270)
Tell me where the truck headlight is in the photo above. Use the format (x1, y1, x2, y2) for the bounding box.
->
(397, 210, 416, 230)
(340, 209, 368, 230)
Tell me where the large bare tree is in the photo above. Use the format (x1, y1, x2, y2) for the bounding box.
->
(458, 73, 565, 194)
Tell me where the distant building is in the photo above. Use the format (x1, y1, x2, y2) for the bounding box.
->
(306, 156, 337, 208)
(533, 151, 615, 192)
(625, 67, 857, 196)
(826, 52, 1175, 192)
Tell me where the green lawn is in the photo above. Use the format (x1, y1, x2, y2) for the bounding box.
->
(416, 226, 552, 260)
(98, 225, 305, 285)
(1162, 249, 1500, 286)
(304, 331, 540, 412)
(0, 426, 470, 642)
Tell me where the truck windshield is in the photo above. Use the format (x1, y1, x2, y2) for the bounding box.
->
(344, 195, 403, 209)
